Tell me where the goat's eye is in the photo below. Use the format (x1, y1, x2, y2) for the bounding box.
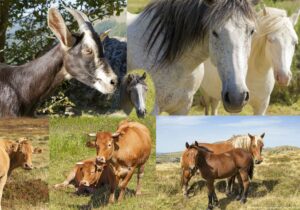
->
(82, 48, 93, 55)
(212, 31, 219, 38)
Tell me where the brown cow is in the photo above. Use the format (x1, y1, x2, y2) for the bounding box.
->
(87, 120, 152, 201)
(54, 158, 116, 203)
(0, 138, 37, 210)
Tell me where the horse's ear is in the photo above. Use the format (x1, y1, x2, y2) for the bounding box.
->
(203, 0, 215, 6)
(260, 133, 265, 139)
(194, 141, 199, 146)
(185, 142, 189, 149)
(127, 74, 133, 83)
(248, 133, 254, 139)
(48, 8, 73, 49)
(290, 9, 300, 26)
(140, 72, 147, 80)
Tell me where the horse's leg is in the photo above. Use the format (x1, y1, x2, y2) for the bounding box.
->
(212, 190, 220, 207)
(240, 170, 250, 204)
(117, 166, 136, 201)
(250, 96, 270, 115)
(206, 180, 215, 210)
(235, 173, 243, 201)
(182, 169, 192, 198)
(136, 164, 145, 195)
(211, 98, 220, 116)
(226, 175, 235, 196)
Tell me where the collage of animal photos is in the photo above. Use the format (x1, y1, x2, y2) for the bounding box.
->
(1, 0, 300, 210)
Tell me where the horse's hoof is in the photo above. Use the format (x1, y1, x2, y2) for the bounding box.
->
(240, 198, 247, 204)
(235, 195, 241, 201)
(206, 205, 214, 210)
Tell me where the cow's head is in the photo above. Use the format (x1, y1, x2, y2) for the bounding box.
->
(76, 159, 104, 188)
(86, 131, 122, 163)
(13, 139, 34, 170)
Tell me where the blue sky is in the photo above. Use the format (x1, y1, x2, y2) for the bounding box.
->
(156, 116, 300, 153)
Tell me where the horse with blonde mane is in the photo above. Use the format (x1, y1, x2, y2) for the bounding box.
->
(200, 6, 300, 115)
(181, 133, 265, 198)
(128, 0, 261, 115)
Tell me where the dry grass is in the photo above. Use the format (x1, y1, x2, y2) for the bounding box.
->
(156, 148, 300, 209)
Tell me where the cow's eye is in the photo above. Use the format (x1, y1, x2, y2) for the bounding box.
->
(82, 48, 93, 55)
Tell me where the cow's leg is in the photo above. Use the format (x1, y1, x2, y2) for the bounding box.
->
(54, 167, 76, 189)
(0, 173, 8, 210)
(108, 176, 116, 204)
(136, 164, 145, 195)
(118, 166, 136, 201)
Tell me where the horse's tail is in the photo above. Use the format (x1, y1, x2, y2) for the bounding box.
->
(248, 160, 254, 180)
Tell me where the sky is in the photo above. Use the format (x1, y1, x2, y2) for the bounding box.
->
(156, 116, 300, 153)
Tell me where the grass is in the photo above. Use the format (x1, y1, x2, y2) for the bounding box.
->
(156, 147, 300, 210)
(49, 115, 156, 210)
(0, 118, 49, 210)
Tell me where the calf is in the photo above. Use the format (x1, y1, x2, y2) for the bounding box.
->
(54, 158, 116, 203)
(0, 138, 38, 210)
(87, 120, 152, 201)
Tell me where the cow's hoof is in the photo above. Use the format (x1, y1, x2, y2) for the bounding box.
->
(235, 195, 241, 201)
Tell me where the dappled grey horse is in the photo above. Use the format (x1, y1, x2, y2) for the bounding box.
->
(0, 7, 118, 117)
(120, 72, 148, 118)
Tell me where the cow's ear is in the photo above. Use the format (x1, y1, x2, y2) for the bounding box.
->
(185, 142, 189, 149)
(86, 140, 96, 148)
(10, 142, 19, 152)
(33, 147, 42, 154)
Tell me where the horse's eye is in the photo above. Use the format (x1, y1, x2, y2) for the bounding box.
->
(82, 48, 93, 55)
(108, 143, 112, 147)
(250, 29, 255, 36)
(212, 31, 219, 38)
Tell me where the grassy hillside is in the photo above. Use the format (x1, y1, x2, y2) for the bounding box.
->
(156, 147, 300, 209)
(49, 115, 156, 210)
(0, 118, 49, 210)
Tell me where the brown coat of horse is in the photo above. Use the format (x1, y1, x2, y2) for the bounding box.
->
(86, 120, 152, 201)
(181, 133, 264, 197)
(54, 158, 116, 203)
(0, 138, 39, 210)
(190, 144, 254, 210)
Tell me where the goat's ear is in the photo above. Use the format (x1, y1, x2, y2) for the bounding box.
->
(48, 8, 74, 48)
(185, 142, 189, 149)
(290, 9, 300, 26)
(86, 140, 96, 148)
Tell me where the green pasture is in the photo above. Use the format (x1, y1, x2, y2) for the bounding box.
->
(49, 116, 156, 210)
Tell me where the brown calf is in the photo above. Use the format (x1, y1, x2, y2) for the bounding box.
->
(87, 120, 152, 201)
(54, 158, 116, 203)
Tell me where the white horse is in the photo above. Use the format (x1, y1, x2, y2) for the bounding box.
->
(201, 7, 300, 115)
(127, 0, 261, 115)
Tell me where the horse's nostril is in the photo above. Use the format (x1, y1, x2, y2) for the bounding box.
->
(245, 91, 249, 101)
(110, 79, 117, 85)
(224, 92, 230, 104)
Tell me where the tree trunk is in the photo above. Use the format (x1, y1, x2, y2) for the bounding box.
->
(0, 0, 10, 62)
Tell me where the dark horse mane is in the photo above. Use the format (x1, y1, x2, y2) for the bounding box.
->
(141, 0, 256, 65)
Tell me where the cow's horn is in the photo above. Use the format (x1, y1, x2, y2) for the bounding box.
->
(88, 133, 96, 137)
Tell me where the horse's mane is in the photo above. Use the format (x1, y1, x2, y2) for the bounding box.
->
(250, 7, 289, 64)
(141, 0, 256, 65)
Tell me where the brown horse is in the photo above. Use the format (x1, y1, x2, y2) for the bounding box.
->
(86, 120, 152, 201)
(189, 144, 254, 210)
(181, 133, 264, 197)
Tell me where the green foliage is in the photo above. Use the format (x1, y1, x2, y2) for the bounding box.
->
(3, 0, 126, 64)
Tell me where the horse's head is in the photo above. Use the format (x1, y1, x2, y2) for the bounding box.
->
(262, 7, 300, 86)
(248, 133, 265, 164)
(208, 0, 260, 113)
(126, 72, 148, 118)
(182, 142, 199, 171)
(47, 7, 118, 94)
